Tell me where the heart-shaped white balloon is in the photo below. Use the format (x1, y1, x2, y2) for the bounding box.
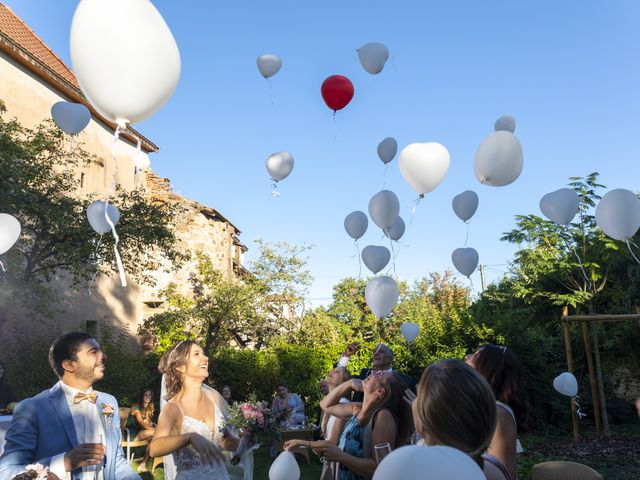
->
(539, 188, 579, 225)
(0, 213, 21, 255)
(51, 101, 91, 135)
(553, 372, 578, 397)
(399, 142, 450, 195)
(595, 189, 640, 241)
(257, 54, 282, 79)
(452, 190, 479, 222)
(451, 247, 479, 278)
(87, 200, 121, 235)
(400, 322, 420, 343)
(365, 276, 399, 319)
(361, 245, 391, 274)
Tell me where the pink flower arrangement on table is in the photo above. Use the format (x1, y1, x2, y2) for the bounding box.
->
(223, 394, 269, 465)
(24, 463, 49, 479)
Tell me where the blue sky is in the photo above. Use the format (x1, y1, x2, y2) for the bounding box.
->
(9, 1, 640, 305)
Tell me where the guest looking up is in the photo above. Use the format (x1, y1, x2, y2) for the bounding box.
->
(285, 367, 351, 480)
(411, 359, 510, 480)
(466, 344, 529, 480)
(127, 388, 156, 472)
(337, 342, 416, 402)
(317, 371, 412, 480)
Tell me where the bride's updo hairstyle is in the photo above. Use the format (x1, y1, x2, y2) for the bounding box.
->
(414, 359, 497, 467)
(163, 340, 198, 401)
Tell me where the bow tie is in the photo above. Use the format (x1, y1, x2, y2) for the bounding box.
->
(74, 392, 98, 404)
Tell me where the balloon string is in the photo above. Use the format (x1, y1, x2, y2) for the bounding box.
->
(574, 395, 587, 419)
(270, 181, 280, 197)
(267, 78, 275, 106)
(382, 164, 387, 189)
(464, 222, 471, 247)
(388, 233, 398, 277)
(134, 137, 142, 190)
(411, 195, 423, 215)
(109, 125, 123, 197)
(390, 51, 398, 73)
(355, 240, 362, 279)
(104, 199, 127, 287)
(572, 246, 592, 289)
(333, 112, 339, 142)
(88, 234, 104, 296)
(0, 259, 5, 272)
(626, 240, 640, 265)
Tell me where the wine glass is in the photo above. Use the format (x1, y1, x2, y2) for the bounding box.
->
(82, 428, 104, 480)
(374, 442, 392, 464)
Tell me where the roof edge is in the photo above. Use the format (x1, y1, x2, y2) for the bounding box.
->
(0, 31, 159, 152)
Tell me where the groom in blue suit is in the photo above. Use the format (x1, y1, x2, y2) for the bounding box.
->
(0, 332, 140, 480)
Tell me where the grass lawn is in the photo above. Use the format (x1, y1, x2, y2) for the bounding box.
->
(132, 424, 640, 479)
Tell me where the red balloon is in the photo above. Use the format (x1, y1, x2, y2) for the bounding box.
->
(321, 75, 354, 112)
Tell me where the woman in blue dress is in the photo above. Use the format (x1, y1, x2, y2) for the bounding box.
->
(317, 371, 412, 479)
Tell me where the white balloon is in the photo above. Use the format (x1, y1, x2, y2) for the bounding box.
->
(377, 137, 398, 165)
(399, 142, 450, 195)
(357, 42, 389, 74)
(368, 190, 400, 230)
(266, 152, 294, 182)
(0, 213, 21, 255)
(134, 151, 151, 171)
(257, 54, 282, 79)
(384, 216, 405, 241)
(362, 245, 391, 274)
(474, 131, 523, 187)
(70, 0, 181, 126)
(494, 115, 516, 133)
(451, 247, 479, 278)
(344, 211, 368, 240)
(269, 451, 300, 480)
(595, 189, 640, 241)
(51, 102, 91, 135)
(87, 201, 121, 235)
(553, 372, 578, 397)
(452, 190, 479, 222)
(365, 276, 399, 319)
(400, 322, 419, 343)
(373, 445, 485, 480)
(540, 188, 579, 225)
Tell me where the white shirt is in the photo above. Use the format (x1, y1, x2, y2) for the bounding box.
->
(50, 381, 106, 480)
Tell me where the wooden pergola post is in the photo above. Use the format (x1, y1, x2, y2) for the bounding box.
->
(561, 306, 580, 442)
(591, 324, 611, 437)
(580, 321, 602, 435)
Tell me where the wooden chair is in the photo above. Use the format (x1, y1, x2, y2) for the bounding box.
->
(532, 461, 603, 480)
(118, 407, 150, 464)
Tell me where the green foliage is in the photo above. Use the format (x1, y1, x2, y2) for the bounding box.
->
(473, 173, 640, 430)
(0, 103, 184, 295)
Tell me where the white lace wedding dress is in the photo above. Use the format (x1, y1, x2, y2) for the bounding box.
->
(172, 410, 230, 480)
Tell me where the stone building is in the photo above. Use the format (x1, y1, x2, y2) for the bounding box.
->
(0, 3, 246, 350)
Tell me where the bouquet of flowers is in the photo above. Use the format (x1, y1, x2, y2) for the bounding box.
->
(223, 394, 268, 465)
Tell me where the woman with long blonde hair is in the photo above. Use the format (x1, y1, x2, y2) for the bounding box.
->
(150, 341, 240, 480)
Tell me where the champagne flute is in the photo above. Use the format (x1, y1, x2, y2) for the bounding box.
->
(374, 443, 392, 464)
(83, 426, 104, 480)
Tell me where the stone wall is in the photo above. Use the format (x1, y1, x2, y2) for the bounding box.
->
(0, 48, 244, 351)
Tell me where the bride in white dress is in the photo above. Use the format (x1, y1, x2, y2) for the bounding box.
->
(150, 341, 240, 480)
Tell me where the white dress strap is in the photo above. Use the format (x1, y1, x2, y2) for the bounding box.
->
(496, 401, 524, 453)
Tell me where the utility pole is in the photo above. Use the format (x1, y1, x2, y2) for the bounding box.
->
(479, 264, 486, 292)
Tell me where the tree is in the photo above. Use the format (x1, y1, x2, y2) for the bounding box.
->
(249, 239, 313, 317)
(139, 253, 272, 352)
(0, 102, 184, 291)
(501, 173, 637, 311)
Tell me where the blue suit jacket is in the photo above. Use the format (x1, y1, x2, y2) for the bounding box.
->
(0, 383, 140, 480)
